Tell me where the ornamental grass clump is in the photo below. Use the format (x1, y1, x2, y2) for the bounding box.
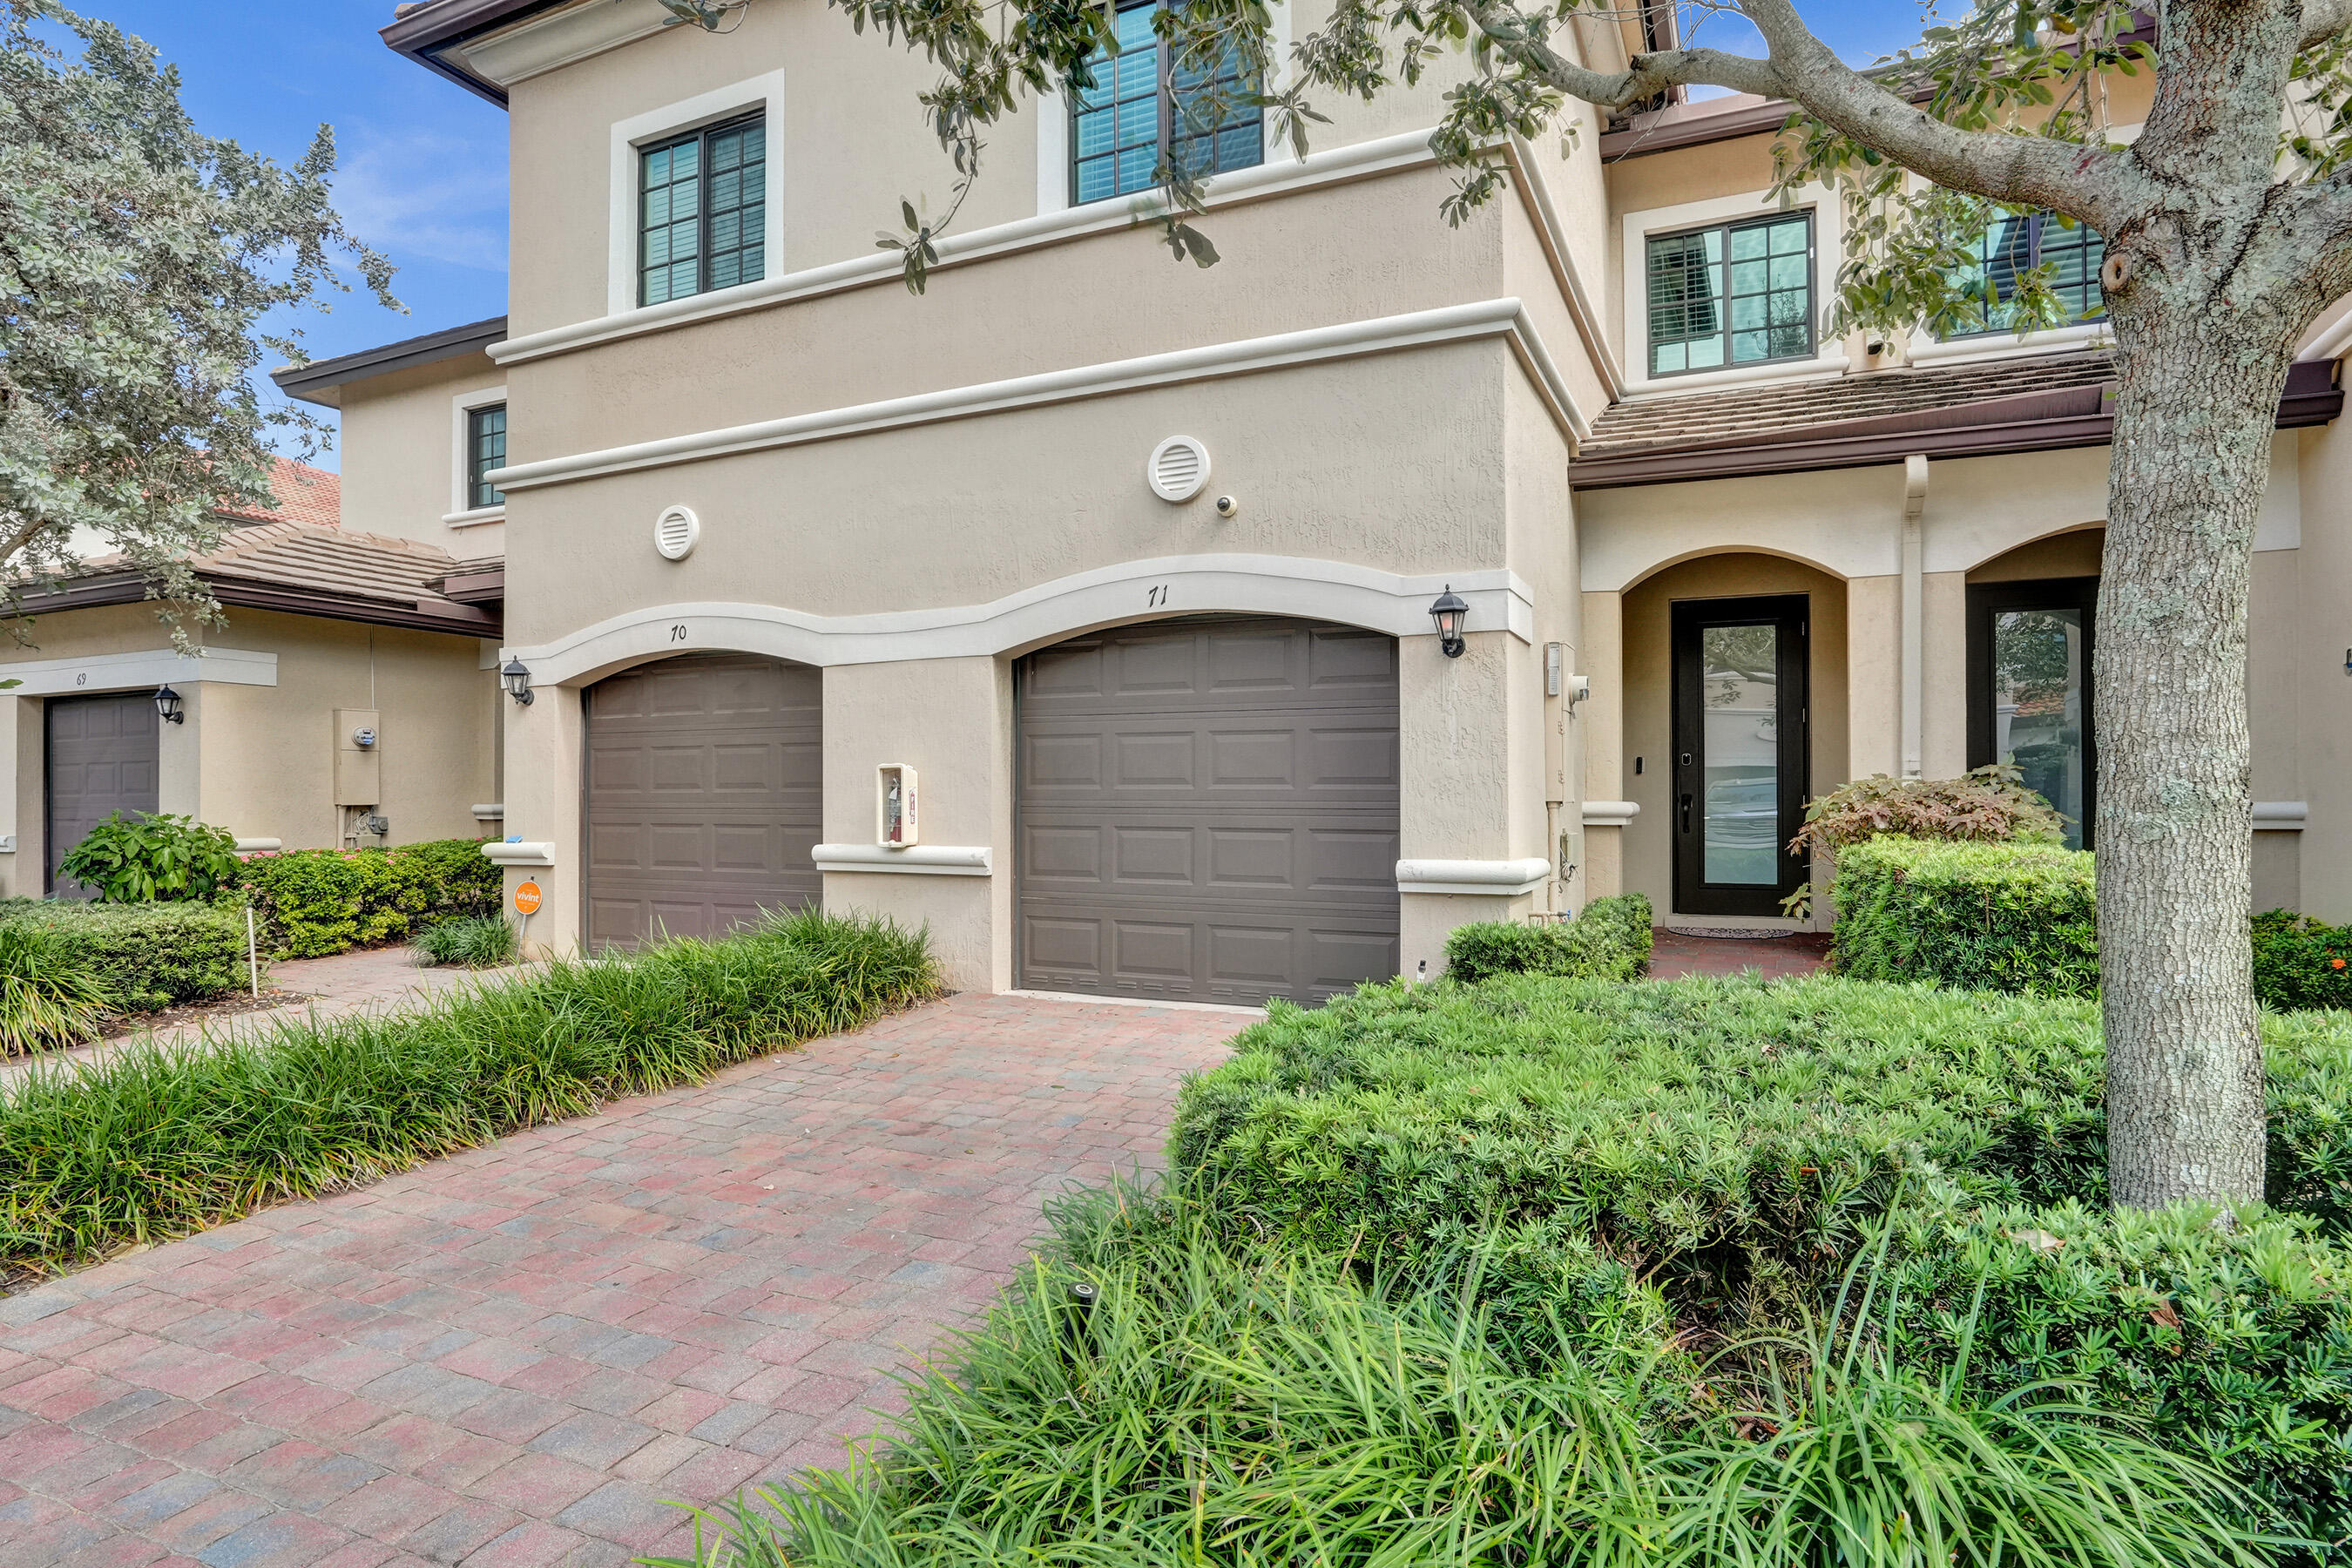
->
(0, 923, 112, 1056)
(0, 907, 936, 1275)
(414, 914, 518, 969)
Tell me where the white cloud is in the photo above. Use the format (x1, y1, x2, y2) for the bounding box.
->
(330, 125, 510, 275)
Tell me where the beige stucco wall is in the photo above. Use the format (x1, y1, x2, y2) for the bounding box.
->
(0, 605, 498, 896)
(336, 351, 507, 560)
(2295, 422, 2352, 919)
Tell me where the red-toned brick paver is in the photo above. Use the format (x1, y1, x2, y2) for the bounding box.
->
(0, 993, 1239, 1567)
(1650, 928, 1832, 980)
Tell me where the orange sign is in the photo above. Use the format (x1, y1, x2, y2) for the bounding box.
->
(513, 881, 543, 916)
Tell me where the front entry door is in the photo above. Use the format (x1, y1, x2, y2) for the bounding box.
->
(1671, 595, 1809, 916)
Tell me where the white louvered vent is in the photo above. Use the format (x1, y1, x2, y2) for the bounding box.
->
(653, 504, 700, 561)
(1146, 436, 1210, 503)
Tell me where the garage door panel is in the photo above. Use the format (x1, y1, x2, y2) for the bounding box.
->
(47, 693, 161, 898)
(1018, 618, 1397, 1005)
(585, 654, 821, 949)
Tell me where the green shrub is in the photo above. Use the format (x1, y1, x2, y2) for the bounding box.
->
(655, 1185, 2260, 1568)
(1831, 835, 2099, 997)
(2256, 909, 2352, 1013)
(0, 924, 114, 1054)
(1443, 892, 1652, 983)
(56, 812, 240, 902)
(0, 907, 936, 1274)
(235, 836, 500, 958)
(415, 915, 518, 969)
(0, 900, 246, 1011)
(1792, 763, 2066, 857)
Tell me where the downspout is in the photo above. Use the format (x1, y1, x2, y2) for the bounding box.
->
(1902, 453, 1930, 779)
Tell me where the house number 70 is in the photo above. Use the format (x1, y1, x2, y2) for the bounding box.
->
(669, 624, 688, 642)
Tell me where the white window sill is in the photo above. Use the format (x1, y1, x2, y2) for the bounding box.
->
(1619, 354, 1852, 400)
(1908, 321, 2112, 368)
(443, 507, 506, 528)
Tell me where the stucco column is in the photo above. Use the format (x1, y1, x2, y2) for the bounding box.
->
(1400, 628, 1543, 977)
(158, 682, 201, 821)
(1577, 589, 1629, 897)
(1920, 571, 1970, 778)
(817, 656, 1010, 993)
(1845, 576, 1902, 781)
(1901, 454, 1929, 778)
(497, 679, 581, 957)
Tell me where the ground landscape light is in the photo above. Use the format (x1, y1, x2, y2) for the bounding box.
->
(1429, 586, 1470, 659)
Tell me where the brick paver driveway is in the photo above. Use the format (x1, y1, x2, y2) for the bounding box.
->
(0, 993, 1242, 1567)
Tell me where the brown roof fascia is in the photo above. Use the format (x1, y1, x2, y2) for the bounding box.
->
(272, 316, 510, 409)
(13, 573, 502, 639)
(1598, 98, 1795, 161)
(381, 0, 565, 108)
(1569, 361, 2341, 490)
(429, 563, 507, 605)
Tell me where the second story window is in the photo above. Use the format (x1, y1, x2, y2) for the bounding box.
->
(1071, 0, 1262, 205)
(1646, 212, 1815, 377)
(1947, 211, 2105, 335)
(467, 403, 506, 511)
(639, 115, 766, 308)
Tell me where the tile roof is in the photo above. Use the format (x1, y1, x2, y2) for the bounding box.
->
(1581, 351, 2119, 458)
(215, 457, 342, 530)
(60, 523, 502, 636)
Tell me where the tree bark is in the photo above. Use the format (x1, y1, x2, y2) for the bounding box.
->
(2095, 295, 2281, 1207)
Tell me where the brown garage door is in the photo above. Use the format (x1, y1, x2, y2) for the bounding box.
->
(1017, 616, 1400, 1005)
(584, 652, 822, 948)
(47, 692, 160, 897)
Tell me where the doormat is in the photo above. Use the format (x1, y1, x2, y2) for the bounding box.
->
(1662, 924, 1799, 941)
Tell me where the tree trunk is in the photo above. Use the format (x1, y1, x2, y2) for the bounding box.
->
(2096, 302, 2281, 1209)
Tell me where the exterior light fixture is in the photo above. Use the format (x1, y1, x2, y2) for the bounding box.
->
(501, 658, 534, 706)
(1428, 585, 1470, 659)
(152, 685, 185, 725)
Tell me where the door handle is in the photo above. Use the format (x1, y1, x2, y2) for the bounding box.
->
(1679, 792, 1693, 834)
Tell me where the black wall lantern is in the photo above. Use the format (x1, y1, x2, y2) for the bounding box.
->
(500, 658, 535, 706)
(1428, 585, 1470, 659)
(152, 685, 185, 725)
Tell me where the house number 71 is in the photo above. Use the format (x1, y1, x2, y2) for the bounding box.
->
(1145, 585, 1170, 608)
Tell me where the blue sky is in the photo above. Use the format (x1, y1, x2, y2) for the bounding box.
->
(70, 1, 1917, 466)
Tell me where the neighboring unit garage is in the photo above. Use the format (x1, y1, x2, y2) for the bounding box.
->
(583, 652, 822, 947)
(45, 692, 160, 897)
(1016, 615, 1402, 1006)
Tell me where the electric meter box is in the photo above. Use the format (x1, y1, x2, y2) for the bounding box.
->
(335, 709, 380, 806)
(876, 763, 918, 848)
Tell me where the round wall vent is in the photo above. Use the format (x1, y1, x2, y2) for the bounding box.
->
(654, 504, 700, 560)
(1146, 436, 1209, 503)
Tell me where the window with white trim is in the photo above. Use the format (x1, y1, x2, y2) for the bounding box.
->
(465, 403, 506, 511)
(1945, 210, 2105, 336)
(639, 115, 767, 307)
(1645, 211, 1815, 376)
(1071, 0, 1262, 205)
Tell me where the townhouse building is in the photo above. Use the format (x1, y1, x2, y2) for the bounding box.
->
(232, 0, 2352, 1003)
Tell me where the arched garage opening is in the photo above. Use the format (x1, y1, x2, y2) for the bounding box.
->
(1015, 614, 1401, 1006)
(583, 652, 821, 948)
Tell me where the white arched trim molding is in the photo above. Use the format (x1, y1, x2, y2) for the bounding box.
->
(509, 555, 1536, 686)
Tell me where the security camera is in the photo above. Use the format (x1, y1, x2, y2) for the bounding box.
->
(1213, 495, 1239, 518)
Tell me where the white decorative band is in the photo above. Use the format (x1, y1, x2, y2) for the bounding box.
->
(1396, 857, 1552, 896)
(480, 841, 557, 867)
(2254, 801, 2309, 831)
(484, 299, 1585, 494)
(507, 558, 1536, 682)
(233, 838, 281, 853)
(0, 646, 276, 697)
(1581, 800, 1642, 828)
(470, 804, 505, 820)
(814, 843, 993, 876)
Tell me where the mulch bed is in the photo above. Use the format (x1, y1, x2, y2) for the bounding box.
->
(96, 988, 316, 1041)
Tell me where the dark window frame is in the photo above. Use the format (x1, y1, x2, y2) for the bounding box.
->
(1067, 0, 1264, 208)
(1943, 210, 2107, 339)
(1669, 593, 1812, 917)
(1967, 575, 2099, 850)
(637, 112, 767, 308)
(465, 402, 506, 512)
(1644, 209, 1817, 379)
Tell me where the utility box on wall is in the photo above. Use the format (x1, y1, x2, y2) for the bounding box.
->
(335, 708, 380, 806)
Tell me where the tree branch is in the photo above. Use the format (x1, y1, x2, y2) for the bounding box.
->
(2303, 0, 2352, 50)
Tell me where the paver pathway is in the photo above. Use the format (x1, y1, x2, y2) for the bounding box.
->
(0, 993, 1240, 1567)
(1650, 928, 1831, 980)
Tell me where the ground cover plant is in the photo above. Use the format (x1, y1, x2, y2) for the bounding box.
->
(0, 923, 112, 1055)
(0, 899, 245, 1013)
(234, 836, 501, 957)
(414, 914, 518, 969)
(0, 908, 936, 1277)
(1442, 892, 1652, 983)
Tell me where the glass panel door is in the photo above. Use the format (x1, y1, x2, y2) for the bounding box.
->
(1968, 577, 2097, 849)
(1672, 596, 1810, 916)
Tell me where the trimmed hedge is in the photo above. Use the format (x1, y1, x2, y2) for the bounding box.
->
(1169, 973, 2352, 1552)
(235, 837, 502, 958)
(2256, 909, 2352, 1012)
(1442, 892, 1652, 983)
(0, 900, 246, 1011)
(1830, 835, 2099, 997)
(0, 908, 937, 1275)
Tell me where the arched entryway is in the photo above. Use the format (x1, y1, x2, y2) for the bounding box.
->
(1015, 614, 1400, 1005)
(582, 652, 822, 948)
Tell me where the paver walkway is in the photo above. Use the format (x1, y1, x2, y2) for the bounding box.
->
(1650, 928, 1832, 980)
(0, 993, 1239, 1567)
(0, 948, 530, 1090)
